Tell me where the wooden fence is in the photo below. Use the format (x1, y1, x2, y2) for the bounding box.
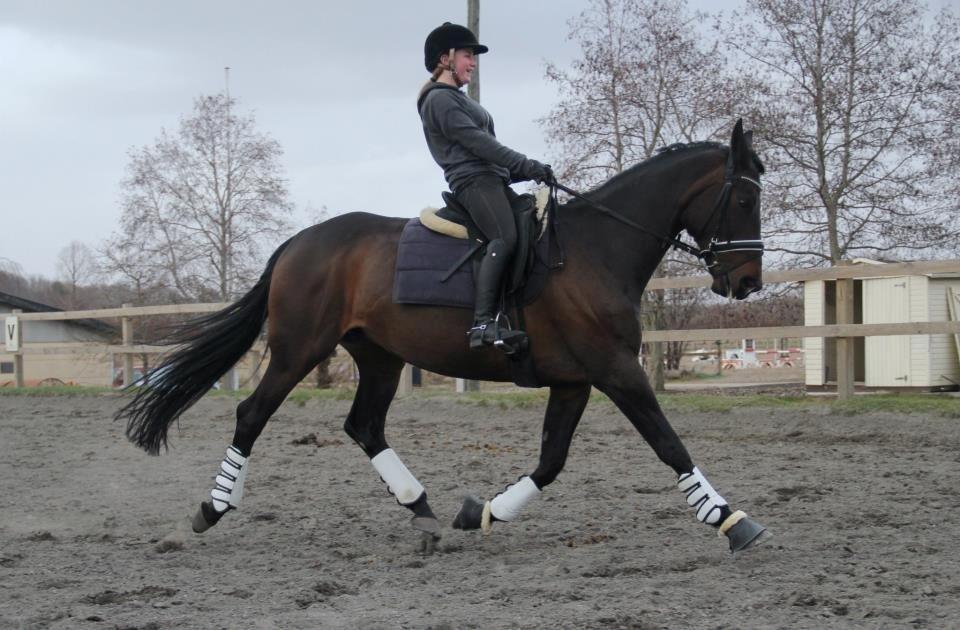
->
(4, 260, 960, 399)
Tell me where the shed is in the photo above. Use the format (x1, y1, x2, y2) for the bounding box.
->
(0, 291, 117, 386)
(804, 263, 960, 391)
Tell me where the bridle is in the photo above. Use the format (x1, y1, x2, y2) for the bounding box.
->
(691, 147, 764, 274)
(549, 148, 763, 276)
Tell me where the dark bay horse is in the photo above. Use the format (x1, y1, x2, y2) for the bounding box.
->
(119, 119, 770, 554)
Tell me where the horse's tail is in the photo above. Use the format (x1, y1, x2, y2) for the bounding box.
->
(118, 237, 295, 455)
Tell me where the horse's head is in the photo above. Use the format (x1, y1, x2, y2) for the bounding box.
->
(683, 119, 764, 300)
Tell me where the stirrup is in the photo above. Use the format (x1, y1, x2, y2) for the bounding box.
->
(493, 330, 528, 356)
(468, 315, 527, 354)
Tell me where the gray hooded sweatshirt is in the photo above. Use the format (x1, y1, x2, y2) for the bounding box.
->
(417, 82, 531, 193)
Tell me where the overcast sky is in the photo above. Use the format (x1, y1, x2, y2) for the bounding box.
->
(11, 0, 955, 280)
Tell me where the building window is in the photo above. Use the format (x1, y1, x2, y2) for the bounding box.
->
(0, 362, 13, 374)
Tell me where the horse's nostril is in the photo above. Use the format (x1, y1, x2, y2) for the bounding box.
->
(739, 277, 762, 297)
(745, 277, 762, 291)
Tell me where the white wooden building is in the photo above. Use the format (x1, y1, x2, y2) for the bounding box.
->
(1, 291, 117, 386)
(805, 263, 960, 391)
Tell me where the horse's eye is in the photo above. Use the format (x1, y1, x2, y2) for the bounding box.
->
(738, 198, 752, 209)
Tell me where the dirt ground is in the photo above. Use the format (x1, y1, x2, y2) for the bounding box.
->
(2, 390, 958, 629)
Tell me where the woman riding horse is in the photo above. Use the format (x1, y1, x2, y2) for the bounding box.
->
(419, 22, 554, 350)
(119, 97, 769, 553)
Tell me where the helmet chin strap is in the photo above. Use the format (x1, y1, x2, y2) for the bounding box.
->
(446, 47, 466, 88)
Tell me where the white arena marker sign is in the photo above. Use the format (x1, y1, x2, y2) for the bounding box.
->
(5, 317, 19, 352)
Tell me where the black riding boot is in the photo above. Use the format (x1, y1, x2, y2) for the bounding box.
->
(468, 239, 527, 351)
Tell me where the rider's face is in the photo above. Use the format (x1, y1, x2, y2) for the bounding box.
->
(442, 49, 477, 84)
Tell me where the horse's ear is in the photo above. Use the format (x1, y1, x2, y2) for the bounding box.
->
(730, 118, 744, 151)
(730, 118, 751, 169)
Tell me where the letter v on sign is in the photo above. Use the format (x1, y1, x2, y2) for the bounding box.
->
(5, 317, 19, 352)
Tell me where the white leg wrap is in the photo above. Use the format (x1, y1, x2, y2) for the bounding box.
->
(490, 476, 541, 522)
(370, 448, 425, 505)
(210, 445, 248, 513)
(677, 466, 727, 525)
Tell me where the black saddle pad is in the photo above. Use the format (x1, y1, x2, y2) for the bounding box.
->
(393, 218, 555, 309)
(393, 219, 477, 308)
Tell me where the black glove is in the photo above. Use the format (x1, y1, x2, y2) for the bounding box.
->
(523, 159, 554, 184)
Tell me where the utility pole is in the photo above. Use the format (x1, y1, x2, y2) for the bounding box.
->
(467, 0, 480, 102)
(222, 65, 237, 392)
(459, 0, 482, 393)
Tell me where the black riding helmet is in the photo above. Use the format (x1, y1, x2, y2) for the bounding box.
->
(424, 22, 488, 72)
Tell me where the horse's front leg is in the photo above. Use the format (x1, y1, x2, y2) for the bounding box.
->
(596, 358, 770, 553)
(453, 384, 591, 531)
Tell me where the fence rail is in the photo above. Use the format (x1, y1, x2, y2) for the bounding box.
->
(16, 303, 228, 321)
(4, 259, 960, 398)
(646, 260, 960, 290)
(643, 321, 960, 343)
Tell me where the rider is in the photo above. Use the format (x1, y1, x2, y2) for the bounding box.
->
(418, 22, 553, 350)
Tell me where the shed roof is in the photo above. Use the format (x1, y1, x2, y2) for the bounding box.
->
(0, 290, 117, 337)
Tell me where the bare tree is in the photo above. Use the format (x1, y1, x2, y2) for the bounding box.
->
(542, 0, 727, 188)
(99, 230, 167, 304)
(56, 241, 97, 309)
(0, 257, 22, 276)
(542, 0, 728, 389)
(109, 94, 293, 301)
(727, 0, 960, 265)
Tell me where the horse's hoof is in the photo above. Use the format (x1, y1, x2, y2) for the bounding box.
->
(417, 530, 441, 555)
(191, 501, 227, 534)
(726, 515, 771, 554)
(411, 515, 442, 538)
(452, 495, 485, 530)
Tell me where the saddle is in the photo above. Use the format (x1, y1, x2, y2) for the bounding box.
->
(419, 190, 548, 294)
(393, 188, 564, 387)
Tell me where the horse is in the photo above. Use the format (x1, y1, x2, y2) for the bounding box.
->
(118, 119, 770, 555)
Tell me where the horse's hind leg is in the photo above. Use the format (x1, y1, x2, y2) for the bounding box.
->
(453, 384, 591, 531)
(192, 339, 326, 533)
(341, 337, 442, 553)
(597, 358, 770, 553)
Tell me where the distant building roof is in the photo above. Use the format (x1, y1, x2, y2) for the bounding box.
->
(0, 290, 117, 337)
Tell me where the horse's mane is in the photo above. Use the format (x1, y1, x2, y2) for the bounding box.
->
(657, 140, 765, 174)
(569, 140, 764, 202)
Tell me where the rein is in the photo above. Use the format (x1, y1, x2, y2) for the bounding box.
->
(549, 151, 764, 274)
(550, 180, 701, 258)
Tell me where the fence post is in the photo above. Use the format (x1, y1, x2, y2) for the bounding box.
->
(11, 309, 24, 387)
(836, 275, 855, 400)
(397, 363, 414, 396)
(456, 378, 480, 393)
(247, 348, 263, 390)
(121, 303, 134, 387)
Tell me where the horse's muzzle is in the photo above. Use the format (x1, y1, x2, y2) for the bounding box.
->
(710, 259, 763, 300)
(736, 275, 763, 299)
